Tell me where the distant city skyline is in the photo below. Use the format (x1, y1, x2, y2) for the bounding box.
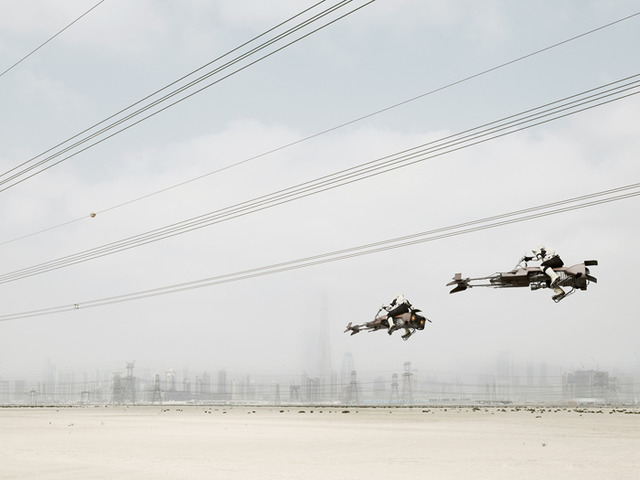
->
(1, 351, 637, 406)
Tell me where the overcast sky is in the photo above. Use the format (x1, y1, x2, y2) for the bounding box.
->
(1, 0, 639, 385)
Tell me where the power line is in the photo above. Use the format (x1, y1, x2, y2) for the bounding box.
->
(0, 0, 327, 185)
(0, 183, 634, 322)
(0, 74, 638, 285)
(3, 9, 638, 246)
(0, 0, 375, 192)
(0, 0, 106, 79)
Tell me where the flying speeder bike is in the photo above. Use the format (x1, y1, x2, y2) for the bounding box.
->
(344, 294, 431, 341)
(447, 246, 597, 303)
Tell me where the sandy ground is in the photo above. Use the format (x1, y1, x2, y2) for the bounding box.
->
(1, 405, 639, 479)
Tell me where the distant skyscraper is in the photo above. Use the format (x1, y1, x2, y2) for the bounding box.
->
(318, 293, 332, 377)
(340, 352, 354, 395)
(202, 371, 211, 395)
(165, 369, 176, 392)
(217, 370, 228, 400)
(345, 370, 359, 404)
(182, 366, 189, 391)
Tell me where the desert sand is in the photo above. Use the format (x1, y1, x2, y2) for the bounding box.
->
(1, 405, 639, 479)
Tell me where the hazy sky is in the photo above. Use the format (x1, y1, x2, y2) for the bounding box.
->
(1, 0, 639, 383)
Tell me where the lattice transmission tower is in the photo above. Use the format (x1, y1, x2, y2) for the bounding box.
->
(389, 373, 399, 404)
(402, 362, 413, 404)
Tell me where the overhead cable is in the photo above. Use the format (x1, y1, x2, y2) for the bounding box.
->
(0, 182, 637, 322)
(2, 9, 638, 246)
(0, 0, 375, 192)
(0, 0, 106, 79)
(0, 74, 638, 285)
